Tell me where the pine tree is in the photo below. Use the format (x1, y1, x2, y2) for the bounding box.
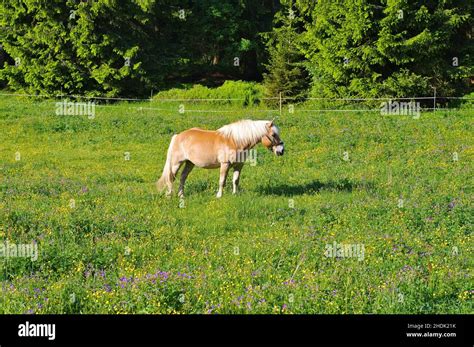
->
(0, 0, 276, 96)
(263, 2, 309, 104)
(296, 0, 473, 98)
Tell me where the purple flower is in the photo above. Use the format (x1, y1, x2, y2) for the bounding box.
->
(33, 288, 42, 297)
(118, 276, 131, 288)
(158, 271, 169, 282)
(104, 284, 112, 292)
(282, 304, 288, 310)
(183, 273, 192, 279)
(177, 272, 192, 279)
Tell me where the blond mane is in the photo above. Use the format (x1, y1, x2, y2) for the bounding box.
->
(217, 119, 273, 148)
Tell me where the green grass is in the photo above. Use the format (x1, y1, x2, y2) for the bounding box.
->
(0, 95, 472, 314)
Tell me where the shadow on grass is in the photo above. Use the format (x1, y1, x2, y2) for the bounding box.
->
(256, 178, 375, 196)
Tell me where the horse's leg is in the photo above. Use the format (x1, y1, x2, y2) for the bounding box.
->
(216, 162, 230, 198)
(178, 161, 194, 198)
(167, 161, 183, 196)
(232, 163, 244, 194)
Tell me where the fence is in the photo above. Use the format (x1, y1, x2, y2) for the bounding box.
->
(0, 92, 472, 117)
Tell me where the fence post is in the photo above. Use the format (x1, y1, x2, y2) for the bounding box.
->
(279, 92, 282, 117)
(433, 87, 436, 111)
(150, 89, 153, 103)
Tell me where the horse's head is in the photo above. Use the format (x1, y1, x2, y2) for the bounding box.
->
(262, 120, 284, 156)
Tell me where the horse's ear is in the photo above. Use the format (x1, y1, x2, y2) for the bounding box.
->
(268, 119, 274, 128)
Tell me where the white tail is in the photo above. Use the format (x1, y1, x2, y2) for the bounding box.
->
(156, 134, 177, 192)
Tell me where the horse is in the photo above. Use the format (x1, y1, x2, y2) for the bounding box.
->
(156, 119, 285, 198)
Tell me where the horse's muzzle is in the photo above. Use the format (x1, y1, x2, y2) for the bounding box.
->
(274, 145, 284, 156)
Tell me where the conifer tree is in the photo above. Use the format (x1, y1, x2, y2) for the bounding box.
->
(263, 2, 309, 103)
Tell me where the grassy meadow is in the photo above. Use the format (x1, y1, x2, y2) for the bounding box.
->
(0, 95, 472, 314)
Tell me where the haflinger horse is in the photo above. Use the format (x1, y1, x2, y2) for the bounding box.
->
(156, 119, 284, 198)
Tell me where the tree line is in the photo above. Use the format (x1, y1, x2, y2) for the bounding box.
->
(0, 0, 472, 99)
